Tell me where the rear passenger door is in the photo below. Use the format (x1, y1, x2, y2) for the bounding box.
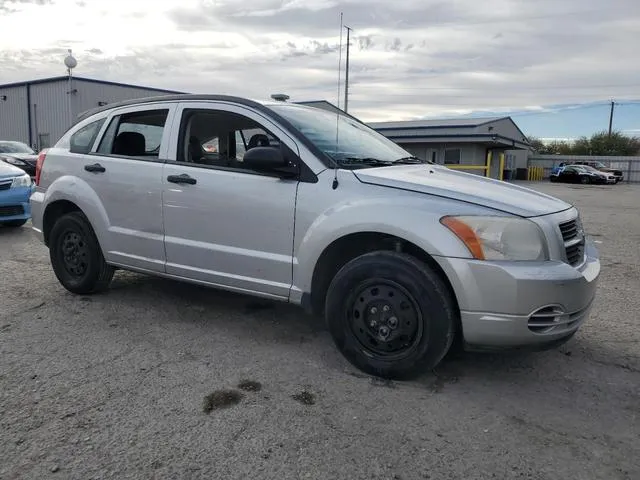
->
(82, 103, 176, 272)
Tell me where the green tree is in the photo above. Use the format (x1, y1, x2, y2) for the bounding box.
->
(526, 131, 640, 156)
(586, 131, 640, 156)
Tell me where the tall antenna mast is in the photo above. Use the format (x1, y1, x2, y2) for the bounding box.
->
(344, 25, 352, 113)
(333, 12, 344, 190)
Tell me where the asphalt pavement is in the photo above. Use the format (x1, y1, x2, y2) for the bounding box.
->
(1, 181, 639, 480)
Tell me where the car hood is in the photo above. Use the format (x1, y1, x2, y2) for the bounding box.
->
(0, 160, 26, 180)
(353, 164, 572, 217)
(1, 152, 37, 163)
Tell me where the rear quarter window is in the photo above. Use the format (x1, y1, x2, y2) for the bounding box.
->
(69, 118, 106, 154)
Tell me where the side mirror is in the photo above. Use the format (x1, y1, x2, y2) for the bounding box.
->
(243, 146, 288, 171)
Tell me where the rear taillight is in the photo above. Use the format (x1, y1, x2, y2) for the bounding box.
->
(35, 149, 48, 186)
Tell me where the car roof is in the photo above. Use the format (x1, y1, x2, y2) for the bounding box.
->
(75, 94, 288, 124)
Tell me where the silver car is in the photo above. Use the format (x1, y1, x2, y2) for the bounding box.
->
(30, 95, 600, 378)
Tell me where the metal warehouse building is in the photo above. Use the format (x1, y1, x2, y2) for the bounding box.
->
(0, 76, 182, 151)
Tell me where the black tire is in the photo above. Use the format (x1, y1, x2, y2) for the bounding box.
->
(325, 251, 456, 379)
(2, 219, 27, 227)
(49, 211, 114, 294)
(580, 176, 589, 184)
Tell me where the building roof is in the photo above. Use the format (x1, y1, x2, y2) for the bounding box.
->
(369, 117, 505, 129)
(369, 115, 530, 150)
(0, 75, 184, 94)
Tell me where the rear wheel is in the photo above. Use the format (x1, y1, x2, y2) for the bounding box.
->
(580, 176, 590, 184)
(49, 211, 114, 294)
(2, 219, 27, 227)
(325, 251, 456, 379)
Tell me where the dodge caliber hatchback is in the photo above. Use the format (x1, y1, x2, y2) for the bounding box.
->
(30, 95, 600, 378)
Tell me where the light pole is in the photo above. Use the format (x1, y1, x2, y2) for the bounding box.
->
(64, 49, 77, 126)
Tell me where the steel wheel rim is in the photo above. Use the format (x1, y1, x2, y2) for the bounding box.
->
(346, 279, 424, 359)
(60, 229, 89, 277)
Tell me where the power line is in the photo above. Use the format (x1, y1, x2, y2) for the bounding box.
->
(349, 83, 639, 91)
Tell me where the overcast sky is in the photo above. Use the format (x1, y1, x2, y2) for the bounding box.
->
(0, 0, 638, 133)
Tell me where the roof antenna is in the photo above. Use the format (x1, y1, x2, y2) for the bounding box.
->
(332, 12, 344, 190)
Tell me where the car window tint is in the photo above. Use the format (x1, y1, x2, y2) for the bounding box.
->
(70, 118, 106, 154)
(178, 109, 282, 170)
(97, 109, 168, 158)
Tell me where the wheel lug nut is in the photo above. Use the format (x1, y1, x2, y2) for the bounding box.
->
(383, 305, 390, 312)
(388, 316, 398, 328)
(370, 307, 378, 314)
(370, 320, 377, 327)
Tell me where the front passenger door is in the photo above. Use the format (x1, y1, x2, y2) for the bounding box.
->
(162, 102, 300, 299)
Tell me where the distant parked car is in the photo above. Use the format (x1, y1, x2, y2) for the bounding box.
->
(0, 160, 33, 227)
(559, 161, 623, 183)
(0, 141, 38, 177)
(551, 165, 612, 184)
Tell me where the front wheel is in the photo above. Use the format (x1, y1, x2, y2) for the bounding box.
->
(325, 251, 457, 379)
(580, 176, 590, 184)
(49, 211, 114, 294)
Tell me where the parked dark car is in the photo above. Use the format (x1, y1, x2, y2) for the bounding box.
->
(550, 165, 612, 184)
(559, 161, 623, 183)
(0, 141, 38, 177)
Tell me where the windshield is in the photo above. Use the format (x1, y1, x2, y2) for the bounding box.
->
(269, 104, 426, 167)
(0, 141, 34, 154)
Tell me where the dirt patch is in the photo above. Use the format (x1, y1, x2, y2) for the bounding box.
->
(292, 390, 315, 405)
(237, 380, 262, 392)
(202, 390, 243, 413)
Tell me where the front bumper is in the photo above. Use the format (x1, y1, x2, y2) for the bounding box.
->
(435, 238, 600, 349)
(0, 185, 33, 222)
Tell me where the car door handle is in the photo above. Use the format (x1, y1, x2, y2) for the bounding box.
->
(167, 174, 197, 185)
(84, 163, 106, 173)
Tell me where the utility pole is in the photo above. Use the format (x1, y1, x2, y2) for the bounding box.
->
(344, 25, 352, 113)
(608, 100, 615, 137)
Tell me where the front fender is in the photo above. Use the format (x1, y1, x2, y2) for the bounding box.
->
(292, 179, 500, 296)
(40, 175, 111, 251)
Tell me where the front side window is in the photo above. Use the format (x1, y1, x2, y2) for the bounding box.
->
(178, 109, 282, 170)
(269, 104, 422, 168)
(97, 109, 168, 158)
(70, 118, 105, 154)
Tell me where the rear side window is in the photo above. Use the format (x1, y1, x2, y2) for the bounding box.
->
(70, 118, 106, 154)
(97, 109, 169, 158)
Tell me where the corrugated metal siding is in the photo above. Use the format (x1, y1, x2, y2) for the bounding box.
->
(28, 78, 177, 148)
(30, 79, 71, 147)
(0, 85, 30, 145)
(72, 80, 175, 117)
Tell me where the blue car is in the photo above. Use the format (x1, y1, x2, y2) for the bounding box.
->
(0, 160, 34, 227)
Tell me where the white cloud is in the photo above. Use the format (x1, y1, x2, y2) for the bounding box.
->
(0, 0, 638, 123)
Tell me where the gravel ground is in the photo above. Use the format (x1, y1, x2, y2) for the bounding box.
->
(1, 181, 639, 480)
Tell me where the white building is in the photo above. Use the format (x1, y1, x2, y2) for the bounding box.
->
(0, 76, 182, 150)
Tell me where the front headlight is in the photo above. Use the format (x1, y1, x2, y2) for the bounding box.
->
(440, 216, 548, 261)
(2, 156, 26, 166)
(11, 174, 32, 188)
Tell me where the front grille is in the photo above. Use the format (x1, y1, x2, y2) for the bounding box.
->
(559, 218, 585, 266)
(0, 181, 11, 191)
(0, 205, 24, 217)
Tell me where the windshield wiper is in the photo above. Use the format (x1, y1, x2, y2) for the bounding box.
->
(338, 157, 394, 167)
(393, 156, 428, 164)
